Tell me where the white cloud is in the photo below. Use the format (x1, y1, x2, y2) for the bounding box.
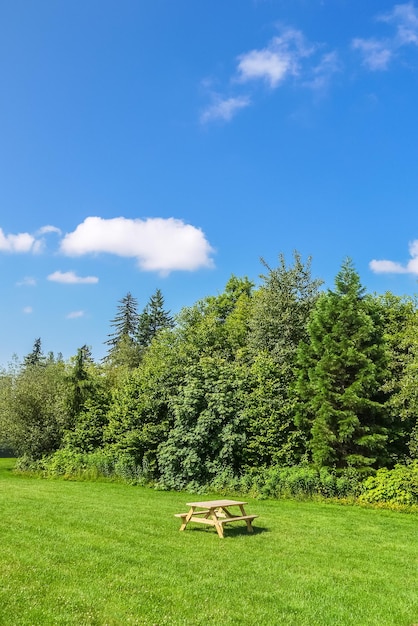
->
(237, 49, 291, 87)
(23, 306, 33, 314)
(17, 276, 37, 287)
(352, 38, 393, 70)
(0, 224, 60, 254)
(200, 95, 251, 123)
(236, 28, 314, 87)
(304, 51, 342, 90)
(200, 26, 338, 124)
(0, 228, 42, 253)
(380, 2, 418, 46)
(37, 225, 62, 236)
(59, 216, 215, 274)
(370, 240, 418, 275)
(47, 270, 99, 284)
(369, 259, 408, 273)
(66, 310, 85, 319)
(353, 3, 418, 71)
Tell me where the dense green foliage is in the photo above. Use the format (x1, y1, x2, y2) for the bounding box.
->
(1, 254, 418, 500)
(0, 358, 70, 460)
(359, 461, 418, 506)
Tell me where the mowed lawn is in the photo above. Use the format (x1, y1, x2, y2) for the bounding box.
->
(0, 459, 417, 626)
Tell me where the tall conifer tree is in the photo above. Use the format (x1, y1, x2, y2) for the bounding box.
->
(137, 289, 174, 349)
(296, 259, 389, 472)
(23, 338, 45, 367)
(104, 293, 140, 367)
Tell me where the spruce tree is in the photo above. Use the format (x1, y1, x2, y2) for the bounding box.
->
(104, 293, 140, 366)
(67, 345, 94, 420)
(137, 289, 174, 349)
(296, 259, 389, 472)
(23, 338, 45, 367)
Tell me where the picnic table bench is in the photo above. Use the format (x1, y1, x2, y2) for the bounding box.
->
(175, 499, 258, 538)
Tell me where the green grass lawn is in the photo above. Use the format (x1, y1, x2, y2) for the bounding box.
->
(1, 458, 417, 626)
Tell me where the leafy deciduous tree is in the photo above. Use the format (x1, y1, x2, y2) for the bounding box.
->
(157, 356, 246, 489)
(1, 360, 70, 460)
(249, 252, 322, 365)
(104, 329, 182, 475)
(242, 352, 306, 468)
(373, 293, 417, 461)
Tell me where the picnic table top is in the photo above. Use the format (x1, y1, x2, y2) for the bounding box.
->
(185, 499, 247, 508)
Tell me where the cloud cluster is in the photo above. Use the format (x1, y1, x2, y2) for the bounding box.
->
(201, 2, 418, 122)
(0, 224, 62, 254)
(353, 2, 418, 70)
(0, 228, 42, 254)
(351, 38, 393, 71)
(0, 215, 215, 284)
(370, 241, 418, 275)
(236, 28, 314, 88)
(201, 25, 339, 123)
(383, 2, 418, 45)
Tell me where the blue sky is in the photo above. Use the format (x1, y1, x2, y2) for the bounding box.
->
(1, 0, 418, 365)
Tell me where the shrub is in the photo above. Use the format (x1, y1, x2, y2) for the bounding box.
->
(206, 464, 361, 500)
(359, 462, 418, 506)
(15, 448, 149, 485)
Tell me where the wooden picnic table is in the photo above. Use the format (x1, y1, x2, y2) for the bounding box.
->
(175, 499, 258, 538)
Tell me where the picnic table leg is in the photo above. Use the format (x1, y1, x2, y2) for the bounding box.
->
(238, 504, 254, 533)
(209, 508, 224, 538)
(180, 507, 194, 531)
(245, 519, 254, 532)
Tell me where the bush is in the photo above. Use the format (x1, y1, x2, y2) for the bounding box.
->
(359, 462, 418, 506)
(206, 464, 362, 500)
(260, 466, 361, 499)
(15, 448, 149, 485)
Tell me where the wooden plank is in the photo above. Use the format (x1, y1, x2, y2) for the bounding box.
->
(187, 517, 216, 525)
(218, 514, 258, 533)
(218, 515, 258, 525)
(186, 499, 247, 508)
(174, 510, 210, 518)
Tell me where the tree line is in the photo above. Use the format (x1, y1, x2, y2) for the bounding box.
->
(1, 254, 417, 491)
